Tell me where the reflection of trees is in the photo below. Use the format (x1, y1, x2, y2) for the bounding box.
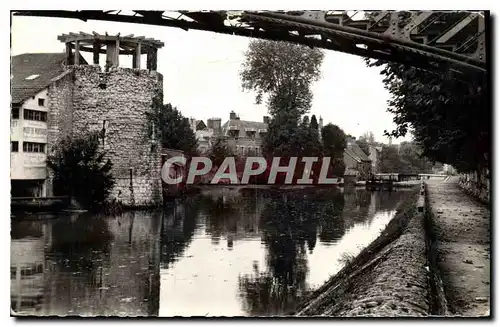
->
(317, 191, 346, 244)
(238, 188, 345, 316)
(49, 213, 113, 279)
(202, 196, 241, 241)
(201, 190, 261, 248)
(342, 188, 373, 227)
(160, 198, 201, 269)
(375, 190, 408, 211)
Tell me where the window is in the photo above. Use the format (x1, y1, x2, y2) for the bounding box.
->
(12, 108, 19, 119)
(23, 142, 45, 153)
(11, 141, 19, 152)
(23, 109, 47, 122)
(11, 104, 20, 119)
(38, 98, 45, 107)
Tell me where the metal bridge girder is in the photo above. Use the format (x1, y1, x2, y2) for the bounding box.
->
(12, 10, 488, 74)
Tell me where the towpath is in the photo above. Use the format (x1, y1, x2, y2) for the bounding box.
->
(426, 177, 490, 317)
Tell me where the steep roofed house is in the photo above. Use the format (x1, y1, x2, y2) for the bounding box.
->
(10, 52, 87, 197)
(343, 137, 372, 181)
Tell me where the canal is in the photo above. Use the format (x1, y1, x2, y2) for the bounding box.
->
(11, 187, 412, 317)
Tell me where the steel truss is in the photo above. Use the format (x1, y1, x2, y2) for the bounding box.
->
(13, 10, 488, 75)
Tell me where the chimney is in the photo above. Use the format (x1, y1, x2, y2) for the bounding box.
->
(212, 118, 222, 136)
(207, 118, 214, 130)
(319, 116, 324, 130)
(230, 111, 237, 120)
(263, 116, 270, 124)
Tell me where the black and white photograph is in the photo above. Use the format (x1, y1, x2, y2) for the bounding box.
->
(8, 6, 491, 319)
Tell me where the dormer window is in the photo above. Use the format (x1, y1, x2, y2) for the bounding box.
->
(25, 74, 40, 80)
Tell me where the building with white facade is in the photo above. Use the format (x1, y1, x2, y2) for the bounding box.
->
(10, 53, 74, 197)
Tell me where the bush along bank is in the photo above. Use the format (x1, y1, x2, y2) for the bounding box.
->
(294, 186, 433, 317)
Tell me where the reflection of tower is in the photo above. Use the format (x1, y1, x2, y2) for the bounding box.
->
(101, 212, 162, 316)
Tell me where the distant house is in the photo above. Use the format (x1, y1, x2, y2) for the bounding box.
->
(188, 117, 221, 154)
(343, 137, 372, 180)
(220, 111, 269, 157)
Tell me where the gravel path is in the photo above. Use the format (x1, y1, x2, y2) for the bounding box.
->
(426, 177, 491, 317)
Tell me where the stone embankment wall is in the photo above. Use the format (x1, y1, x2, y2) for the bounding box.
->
(296, 187, 435, 317)
(458, 169, 490, 204)
(48, 65, 164, 207)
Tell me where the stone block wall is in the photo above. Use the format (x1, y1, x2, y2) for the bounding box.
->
(47, 71, 74, 149)
(46, 71, 74, 197)
(47, 65, 164, 206)
(458, 169, 490, 204)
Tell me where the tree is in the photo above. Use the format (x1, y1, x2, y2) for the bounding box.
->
(208, 137, 234, 167)
(240, 40, 324, 116)
(297, 115, 323, 157)
(151, 98, 198, 155)
(360, 131, 376, 144)
(378, 145, 403, 173)
(310, 115, 319, 130)
(262, 111, 302, 157)
(47, 131, 115, 209)
(240, 40, 324, 157)
(321, 124, 347, 177)
(366, 59, 489, 174)
(398, 141, 433, 173)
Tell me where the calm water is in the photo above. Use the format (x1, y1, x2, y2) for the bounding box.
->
(11, 187, 410, 317)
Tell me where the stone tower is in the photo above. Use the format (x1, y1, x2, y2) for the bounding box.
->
(48, 32, 165, 206)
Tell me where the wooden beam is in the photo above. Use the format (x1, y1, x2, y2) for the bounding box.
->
(93, 41, 100, 64)
(65, 42, 72, 65)
(151, 48, 157, 70)
(74, 40, 80, 65)
(69, 43, 137, 55)
(134, 42, 141, 69)
(115, 38, 120, 66)
(57, 33, 164, 48)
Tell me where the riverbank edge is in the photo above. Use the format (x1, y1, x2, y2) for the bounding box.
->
(424, 186, 450, 316)
(294, 186, 439, 316)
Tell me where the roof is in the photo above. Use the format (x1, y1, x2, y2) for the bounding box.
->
(221, 119, 268, 138)
(11, 53, 70, 104)
(57, 32, 164, 51)
(344, 147, 363, 163)
(347, 141, 371, 162)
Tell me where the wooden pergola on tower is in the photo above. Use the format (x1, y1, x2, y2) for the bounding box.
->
(57, 32, 165, 70)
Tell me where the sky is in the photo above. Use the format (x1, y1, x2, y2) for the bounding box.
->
(10, 14, 410, 144)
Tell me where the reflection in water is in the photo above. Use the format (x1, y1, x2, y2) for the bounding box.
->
(159, 187, 410, 317)
(10, 212, 162, 316)
(11, 187, 410, 317)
